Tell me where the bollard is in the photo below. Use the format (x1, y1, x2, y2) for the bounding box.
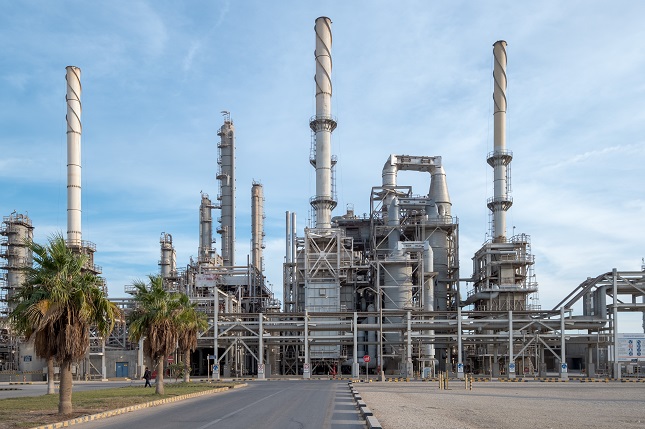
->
(464, 374, 472, 390)
(439, 371, 449, 390)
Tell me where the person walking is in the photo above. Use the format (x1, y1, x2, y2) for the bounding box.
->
(143, 367, 152, 387)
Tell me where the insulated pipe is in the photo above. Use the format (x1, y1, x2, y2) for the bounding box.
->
(251, 182, 264, 271)
(366, 304, 377, 365)
(382, 155, 398, 188)
(423, 243, 435, 361)
(353, 312, 359, 377)
(291, 212, 297, 263)
(284, 211, 298, 313)
(309, 17, 337, 228)
(489, 40, 513, 242)
(381, 154, 446, 212)
(66, 66, 82, 246)
(387, 198, 401, 252)
(285, 211, 292, 264)
(284, 211, 292, 313)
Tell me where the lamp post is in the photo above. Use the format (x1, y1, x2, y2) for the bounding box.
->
(213, 291, 220, 381)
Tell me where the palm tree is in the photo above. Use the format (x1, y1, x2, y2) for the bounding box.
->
(127, 274, 180, 394)
(9, 233, 121, 414)
(176, 293, 208, 382)
(10, 281, 57, 395)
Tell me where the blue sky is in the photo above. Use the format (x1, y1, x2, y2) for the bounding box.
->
(1, 1, 644, 330)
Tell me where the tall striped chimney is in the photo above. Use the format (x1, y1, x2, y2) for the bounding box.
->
(66, 66, 82, 247)
(309, 17, 337, 228)
(487, 41, 513, 242)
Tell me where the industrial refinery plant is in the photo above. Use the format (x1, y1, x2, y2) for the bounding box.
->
(1, 17, 644, 382)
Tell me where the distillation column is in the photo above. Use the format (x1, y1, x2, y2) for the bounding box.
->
(487, 41, 513, 242)
(199, 194, 215, 265)
(283, 212, 298, 313)
(251, 182, 265, 272)
(217, 112, 236, 266)
(382, 198, 413, 372)
(159, 233, 176, 281)
(66, 66, 83, 247)
(0, 214, 34, 315)
(309, 16, 337, 228)
(428, 165, 452, 312)
(0, 213, 36, 372)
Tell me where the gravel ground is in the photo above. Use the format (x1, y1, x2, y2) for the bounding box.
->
(355, 381, 645, 429)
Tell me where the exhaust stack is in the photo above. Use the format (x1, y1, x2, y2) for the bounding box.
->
(309, 16, 337, 228)
(488, 41, 513, 242)
(66, 66, 82, 246)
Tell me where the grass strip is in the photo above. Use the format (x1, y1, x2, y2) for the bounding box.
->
(0, 382, 236, 429)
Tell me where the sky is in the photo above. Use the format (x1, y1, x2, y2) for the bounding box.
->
(1, 1, 644, 331)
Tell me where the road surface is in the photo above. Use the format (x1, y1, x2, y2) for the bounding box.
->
(77, 380, 365, 429)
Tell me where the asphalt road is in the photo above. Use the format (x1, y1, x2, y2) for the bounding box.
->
(74, 380, 365, 429)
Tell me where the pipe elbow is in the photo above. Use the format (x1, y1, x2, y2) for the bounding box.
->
(382, 154, 398, 187)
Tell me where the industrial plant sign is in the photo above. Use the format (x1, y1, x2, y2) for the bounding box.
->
(196, 273, 219, 288)
(616, 333, 645, 361)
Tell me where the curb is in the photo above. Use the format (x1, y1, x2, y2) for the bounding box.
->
(29, 384, 246, 429)
(349, 382, 383, 429)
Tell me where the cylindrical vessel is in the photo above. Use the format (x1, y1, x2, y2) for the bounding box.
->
(159, 233, 175, 279)
(423, 245, 435, 362)
(199, 194, 213, 264)
(429, 166, 451, 217)
(217, 116, 236, 265)
(251, 183, 264, 271)
(1, 213, 33, 313)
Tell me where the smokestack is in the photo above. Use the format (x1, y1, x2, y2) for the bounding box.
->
(251, 182, 264, 271)
(216, 111, 235, 266)
(66, 66, 82, 246)
(309, 16, 337, 229)
(488, 41, 513, 242)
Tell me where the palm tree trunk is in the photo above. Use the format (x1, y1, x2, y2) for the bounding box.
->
(183, 349, 190, 383)
(47, 357, 56, 395)
(58, 361, 73, 414)
(155, 357, 165, 395)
